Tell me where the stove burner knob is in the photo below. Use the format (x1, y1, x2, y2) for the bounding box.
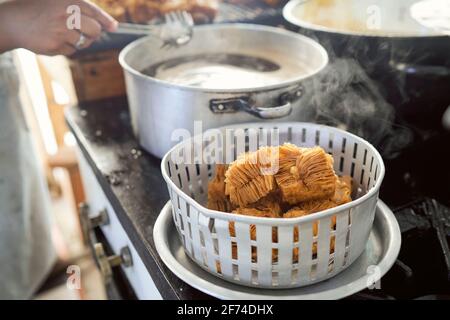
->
(79, 203, 110, 245)
(94, 243, 133, 285)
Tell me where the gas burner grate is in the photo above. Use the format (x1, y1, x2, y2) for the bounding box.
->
(350, 198, 450, 300)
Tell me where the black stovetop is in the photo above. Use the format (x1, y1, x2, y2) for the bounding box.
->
(66, 97, 450, 300)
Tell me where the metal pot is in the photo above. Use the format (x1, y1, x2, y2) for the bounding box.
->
(119, 24, 328, 158)
(283, 0, 450, 132)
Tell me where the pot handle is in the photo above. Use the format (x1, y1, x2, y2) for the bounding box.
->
(210, 86, 302, 119)
(210, 98, 293, 119)
(244, 101, 293, 119)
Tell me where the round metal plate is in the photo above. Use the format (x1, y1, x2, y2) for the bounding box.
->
(153, 201, 401, 300)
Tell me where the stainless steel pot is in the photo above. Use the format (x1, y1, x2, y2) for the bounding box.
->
(119, 24, 328, 158)
(283, 0, 450, 132)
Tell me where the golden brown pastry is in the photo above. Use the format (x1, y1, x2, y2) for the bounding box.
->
(292, 175, 353, 214)
(229, 200, 280, 240)
(158, 0, 191, 14)
(92, 0, 218, 24)
(126, 0, 159, 23)
(283, 175, 352, 261)
(207, 164, 235, 212)
(189, 0, 219, 23)
(334, 175, 352, 205)
(90, 0, 128, 21)
(285, 207, 336, 261)
(275, 145, 337, 205)
(208, 144, 353, 266)
(225, 147, 278, 207)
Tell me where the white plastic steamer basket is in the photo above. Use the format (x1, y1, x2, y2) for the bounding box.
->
(161, 123, 385, 289)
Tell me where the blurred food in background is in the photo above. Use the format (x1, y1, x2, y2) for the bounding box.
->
(90, 0, 287, 24)
(90, 0, 220, 23)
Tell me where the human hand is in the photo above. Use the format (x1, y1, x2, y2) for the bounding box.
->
(0, 0, 118, 55)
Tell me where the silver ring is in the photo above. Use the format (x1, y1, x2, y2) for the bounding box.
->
(75, 33, 86, 50)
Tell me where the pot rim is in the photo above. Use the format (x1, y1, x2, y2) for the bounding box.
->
(119, 23, 329, 93)
(283, 0, 445, 39)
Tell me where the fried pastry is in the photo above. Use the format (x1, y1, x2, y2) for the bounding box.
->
(189, 0, 219, 23)
(293, 175, 353, 214)
(275, 145, 337, 205)
(229, 199, 280, 241)
(208, 143, 353, 266)
(207, 164, 235, 212)
(228, 203, 280, 263)
(91, 0, 128, 21)
(225, 147, 278, 207)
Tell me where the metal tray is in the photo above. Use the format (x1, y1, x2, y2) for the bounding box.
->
(153, 200, 401, 299)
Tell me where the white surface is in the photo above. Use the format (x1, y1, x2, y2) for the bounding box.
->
(161, 122, 385, 288)
(410, 0, 450, 35)
(154, 200, 401, 300)
(77, 149, 162, 300)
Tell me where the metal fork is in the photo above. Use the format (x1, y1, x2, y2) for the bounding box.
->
(114, 11, 194, 49)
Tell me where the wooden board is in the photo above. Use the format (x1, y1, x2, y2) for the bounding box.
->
(69, 50, 126, 102)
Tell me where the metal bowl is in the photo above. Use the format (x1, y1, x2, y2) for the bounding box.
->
(154, 200, 401, 299)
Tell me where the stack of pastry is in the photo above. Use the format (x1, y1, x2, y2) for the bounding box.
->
(90, 0, 219, 24)
(207, 143, 353, 263)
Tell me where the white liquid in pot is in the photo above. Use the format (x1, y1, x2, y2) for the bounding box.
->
(141, 53, 308, 89)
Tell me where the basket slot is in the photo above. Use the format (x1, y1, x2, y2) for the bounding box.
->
(165, 161, 173, 179)
(326, 131, 335, 154)
(188, 207, 203, 263)
(369, 155, 374, 173)
(270, 127, 281, 147)
(178, 198, 193, 256)
(316, 217, 333, 280)
(234, 222, 252, 283)
(198, 214, 218, 273)
(234, 129, 248, 158)
(343, 160, 355, 181)
(332, 210, 351, 273)
(187, 163, 201, 197)
(289, 126, 303, 146)
(352, 145, 370, 193)
(203, 130, 223, 164)
(287, 126, 293, 143)
(258, 127, 268, 147)
(328, 132, 346, 175)
(277, 225, 294, 286)
(172, 160, 191, 196)
(314, 129, 321, 146)
(199, 163, 213, 205)
(169, 195, 180, 232)
(277, 126, 290, 145)
(224, 129, 236, 164)
(297, 221, 314, 284)
(304, 127, 318, 147)
(214, 219, 233, 277)
(247, 127, 259, 153)
(255, 225, 273, 287)
(347, 195, 378, 263)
